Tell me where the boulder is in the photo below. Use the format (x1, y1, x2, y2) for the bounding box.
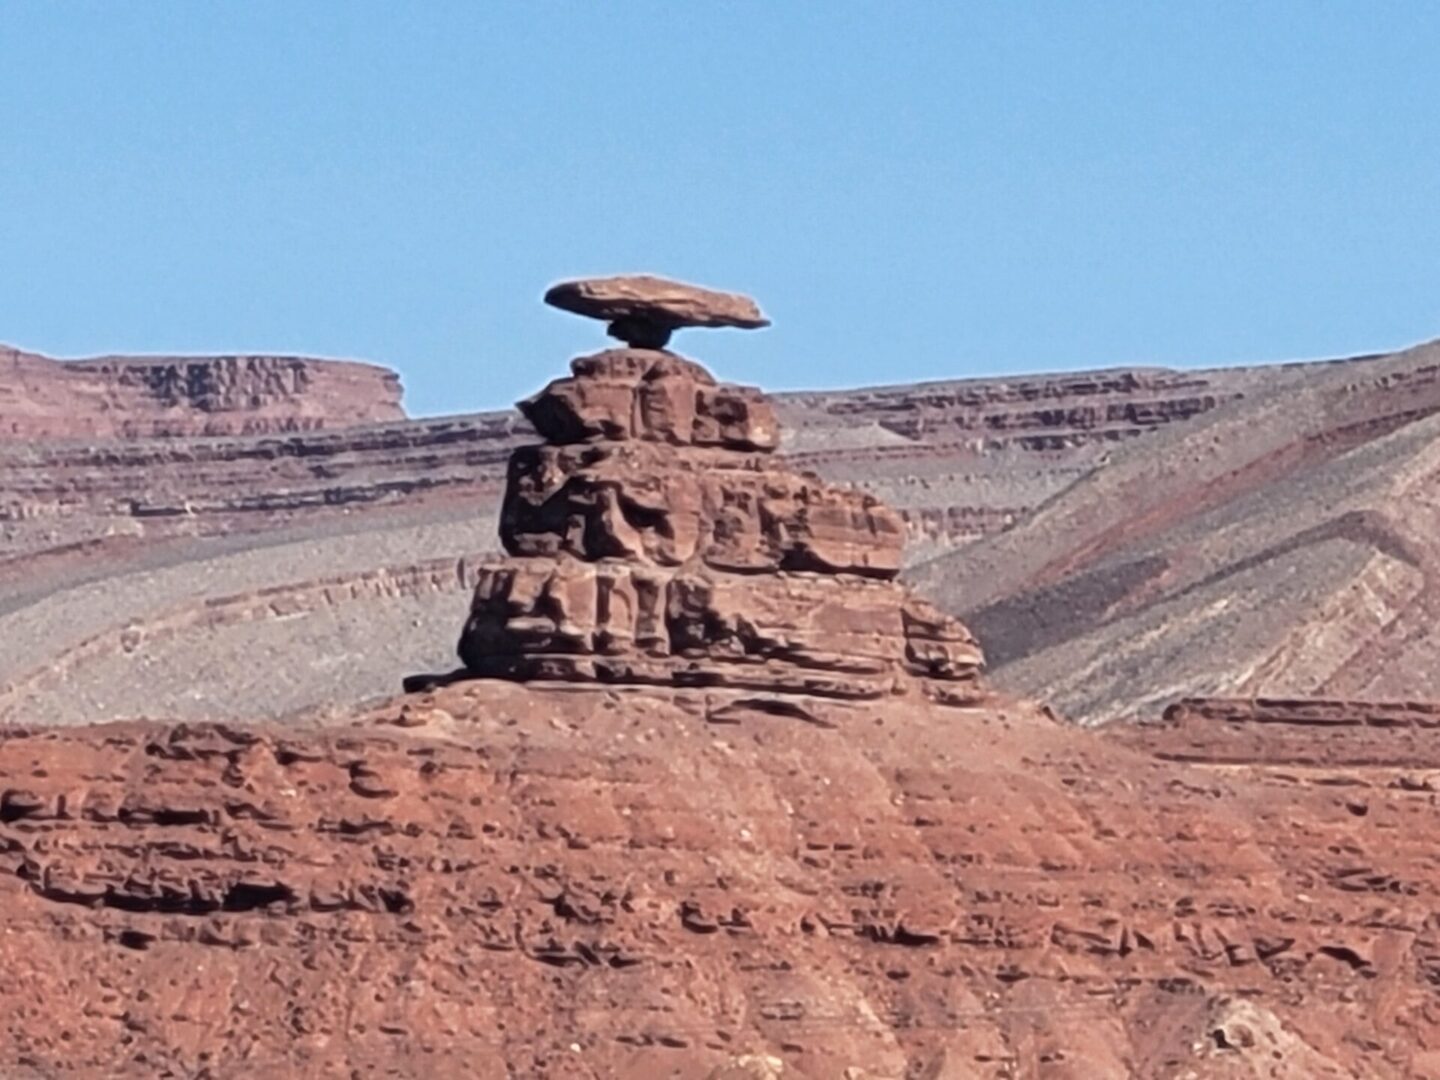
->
(544, 274, 770, 349)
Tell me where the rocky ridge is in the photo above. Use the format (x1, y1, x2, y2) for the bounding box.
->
(0, 344, 405, 440)
(915, 337, 1440, 724)
(0, 333, 1406, 729)
(1120, 696, 1440, 772)
(8, 682, 1430, 1078)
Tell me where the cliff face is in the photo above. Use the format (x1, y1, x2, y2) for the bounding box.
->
(0, 344, 405, 440)
(0, 361, 1284, 577)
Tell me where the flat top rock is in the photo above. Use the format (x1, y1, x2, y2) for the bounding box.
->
(544, 274, 770, 331)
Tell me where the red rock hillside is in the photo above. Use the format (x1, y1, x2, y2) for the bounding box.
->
(2, 279, 1439, 1077)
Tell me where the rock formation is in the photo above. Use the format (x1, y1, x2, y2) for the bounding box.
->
(0, 344, 405, 440)
(544, 274, 770, 349)
(451, 276, 982, 703)
(4, 676, 1439, 1076)
(7, 282, 1440, 1076)
(1117, 696, 1440, 771)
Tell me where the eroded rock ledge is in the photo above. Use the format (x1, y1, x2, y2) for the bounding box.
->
(0, 344, 405, 440)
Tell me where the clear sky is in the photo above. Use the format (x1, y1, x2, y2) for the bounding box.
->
(3, 3, 1439, 415)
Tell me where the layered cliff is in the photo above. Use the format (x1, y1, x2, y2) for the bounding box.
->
(0, 342, 1410, 729)
(0, 361, 1263, 566)
(914, 337, 1440, 724)
(0, 344, 405, 440)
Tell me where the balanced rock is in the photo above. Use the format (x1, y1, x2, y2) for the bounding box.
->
(454, 285, 982, 704)
(544, 274, 770, 349)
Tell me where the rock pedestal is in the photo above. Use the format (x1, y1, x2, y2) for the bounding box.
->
(455, 276, 983, 703)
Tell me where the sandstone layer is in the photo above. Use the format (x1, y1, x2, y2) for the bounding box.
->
(0, 343, 404, 440)
(914, 337, 1440, 723)
(0, 680, 1435, 1077)
(1119, 696, 1440, 771)
(544, 274, 770, 349)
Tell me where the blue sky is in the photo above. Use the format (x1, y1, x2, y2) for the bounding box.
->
(3, 3, 1439, 415)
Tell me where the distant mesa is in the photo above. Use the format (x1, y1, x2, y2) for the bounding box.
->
(544, 273, 770, 349)
(0, 343, 405, 440)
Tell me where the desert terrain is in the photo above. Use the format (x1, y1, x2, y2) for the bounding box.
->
(3, 331, 1409, 728)
(4, 277, 1440, 1077)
